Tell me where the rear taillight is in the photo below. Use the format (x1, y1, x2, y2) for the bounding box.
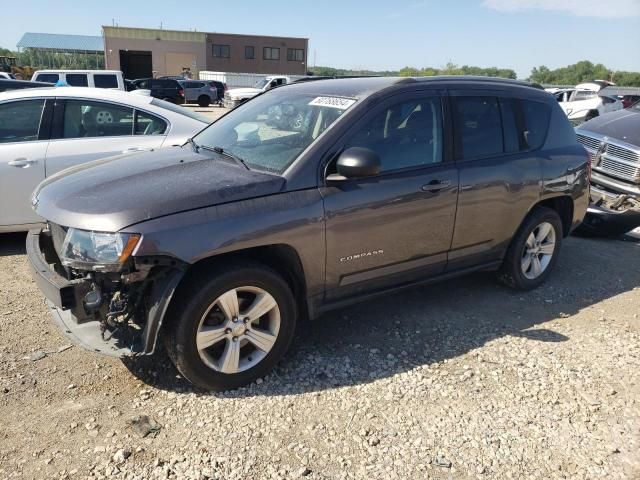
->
(179, 89, 184, 97)
(210, 87, 216, 92)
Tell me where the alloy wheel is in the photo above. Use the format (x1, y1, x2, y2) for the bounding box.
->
(521, 222, 556, 280)
(196, 286, 280, 374)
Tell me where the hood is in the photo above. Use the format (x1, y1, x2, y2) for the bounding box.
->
(578, 108, 640, 146)
(33, 146, 285, 232)
(228, 87, 261, 98)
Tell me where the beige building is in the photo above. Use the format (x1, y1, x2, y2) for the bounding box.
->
(103, 26, 308, 79)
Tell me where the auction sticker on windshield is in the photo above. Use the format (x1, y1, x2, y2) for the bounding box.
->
(308, 97, 357, 110)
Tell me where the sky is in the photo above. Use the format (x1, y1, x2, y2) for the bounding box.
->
(3, 0, 639, 79)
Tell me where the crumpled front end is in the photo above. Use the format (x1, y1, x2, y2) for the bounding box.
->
(27, 226, 184, 357)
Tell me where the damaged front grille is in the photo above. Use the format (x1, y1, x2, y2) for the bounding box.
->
(577, 133, 640, 183)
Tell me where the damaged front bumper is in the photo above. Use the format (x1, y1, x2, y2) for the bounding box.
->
(578, 183, 640, 237)
(26, 229, 184, 357)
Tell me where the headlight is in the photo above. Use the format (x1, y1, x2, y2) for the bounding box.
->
(59, 228, 141, 272)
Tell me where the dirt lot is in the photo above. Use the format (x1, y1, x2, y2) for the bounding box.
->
(1, 230, 639, 479)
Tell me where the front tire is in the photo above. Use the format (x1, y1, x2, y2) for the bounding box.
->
(164, 261, 297, 391)
(499, 206, 563, 290)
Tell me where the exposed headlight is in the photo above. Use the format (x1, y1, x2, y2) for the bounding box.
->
(59, 228, 141, 272)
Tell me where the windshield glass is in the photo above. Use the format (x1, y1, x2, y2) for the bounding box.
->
(193, 91, 356, 174)
(253, 79, 269, 89)
(149, 98, 210, 123)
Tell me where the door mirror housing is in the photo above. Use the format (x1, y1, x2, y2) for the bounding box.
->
(327, 147, 381, 181)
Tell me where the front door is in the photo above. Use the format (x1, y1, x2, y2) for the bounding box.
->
(0, 99, 49, 228)
(321, 92, 459, 301)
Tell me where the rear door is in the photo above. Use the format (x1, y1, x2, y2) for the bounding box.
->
(447, 91, 543, 270)
(44, 98, 168, 175)
(0, 98, 51, 228)
(322, 90, 459, 300)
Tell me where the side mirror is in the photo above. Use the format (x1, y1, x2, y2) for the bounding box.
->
(327, 147, 381, 181)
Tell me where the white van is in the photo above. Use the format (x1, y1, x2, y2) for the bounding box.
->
(31, 70, 125, 90)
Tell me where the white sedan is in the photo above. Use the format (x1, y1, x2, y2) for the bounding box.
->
(0, 87, 209, 232)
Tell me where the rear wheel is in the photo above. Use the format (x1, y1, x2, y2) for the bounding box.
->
(197, 95, 210, 107)
(499, 206, 563, 290)
(164, 261, 296, 391)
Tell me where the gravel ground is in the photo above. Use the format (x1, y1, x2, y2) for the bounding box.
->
(1, 231, 640, 479)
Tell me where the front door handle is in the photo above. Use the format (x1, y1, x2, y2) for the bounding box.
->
(8, 158, 37, 168)
(421, 180, 451, 192)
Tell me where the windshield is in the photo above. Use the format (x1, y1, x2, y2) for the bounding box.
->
(149, 98, 210, 123)
(254, 79, 269, 89)
(193, 90, 356, 174)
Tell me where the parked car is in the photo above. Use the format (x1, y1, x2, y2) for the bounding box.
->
(555, 82, 623, 125)
(130, 78, 185, 104)
(575, 105, 640, 236)
(27, 77, 588, 391)
(0, 72, 16, 80)
(32, 70, 125, 90)
(0, 87, 209, 232)
(620, 95, 640, 109)
(180, 80, 219, 107)
(0, 79, 53, 93)
(223, 75, 290, 108)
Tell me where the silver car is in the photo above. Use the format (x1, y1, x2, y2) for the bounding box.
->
(181, 80, 219, 107)
(0, 87, 210, 232)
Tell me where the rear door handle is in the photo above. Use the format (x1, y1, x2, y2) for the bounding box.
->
(421, 180, 451, 192)
(8, 158, 37, 168)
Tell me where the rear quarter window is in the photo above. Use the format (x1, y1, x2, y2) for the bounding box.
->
(94, 74, 119, 89)
(521, 100, 551, 150)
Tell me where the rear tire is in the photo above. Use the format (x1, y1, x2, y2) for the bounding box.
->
(164, 261, 297, 391)
(197, 95, 210, 107)
(498, 206, 563, 290)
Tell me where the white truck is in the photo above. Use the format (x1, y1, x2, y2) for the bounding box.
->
(223, 75, 290, 108)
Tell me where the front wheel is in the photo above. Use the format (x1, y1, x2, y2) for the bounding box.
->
(499, 206, 563, 290)
(164, 261, 296, 391)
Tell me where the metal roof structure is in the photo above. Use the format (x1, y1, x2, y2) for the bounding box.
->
(17, 32, 103, 53)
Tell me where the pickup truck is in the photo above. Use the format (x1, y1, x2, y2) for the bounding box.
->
(27, 76, 588, 391)
(223, 76, 290, 108)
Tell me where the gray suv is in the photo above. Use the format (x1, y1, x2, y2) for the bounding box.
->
(181, 80, 219, 107)
(27, 77, 589, 391)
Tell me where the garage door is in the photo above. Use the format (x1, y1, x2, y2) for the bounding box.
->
(165, 52, 197, 77)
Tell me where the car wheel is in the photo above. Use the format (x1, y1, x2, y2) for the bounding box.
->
(197, 95, 210, 107)
(498, 206, 563, 290)
(164, 261, 297, 391)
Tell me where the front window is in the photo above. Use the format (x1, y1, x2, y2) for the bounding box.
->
(193, 91, 357, 174)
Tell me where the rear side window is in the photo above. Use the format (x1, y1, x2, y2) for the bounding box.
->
(135, 110, 167, 135)
(521, 100, 550, 150)
(35, 73, 59, 84)
(66, 74, 88, 87)
(94, 74, 119, 89)
(453, 96, 503, 160)
(0, 100, 45, 143)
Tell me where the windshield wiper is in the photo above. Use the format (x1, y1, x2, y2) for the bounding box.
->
(202, 145, 250, 170)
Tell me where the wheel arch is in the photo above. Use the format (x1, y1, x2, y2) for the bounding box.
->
(529, 195, 574, 237)
(170, 243, 309, 321)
